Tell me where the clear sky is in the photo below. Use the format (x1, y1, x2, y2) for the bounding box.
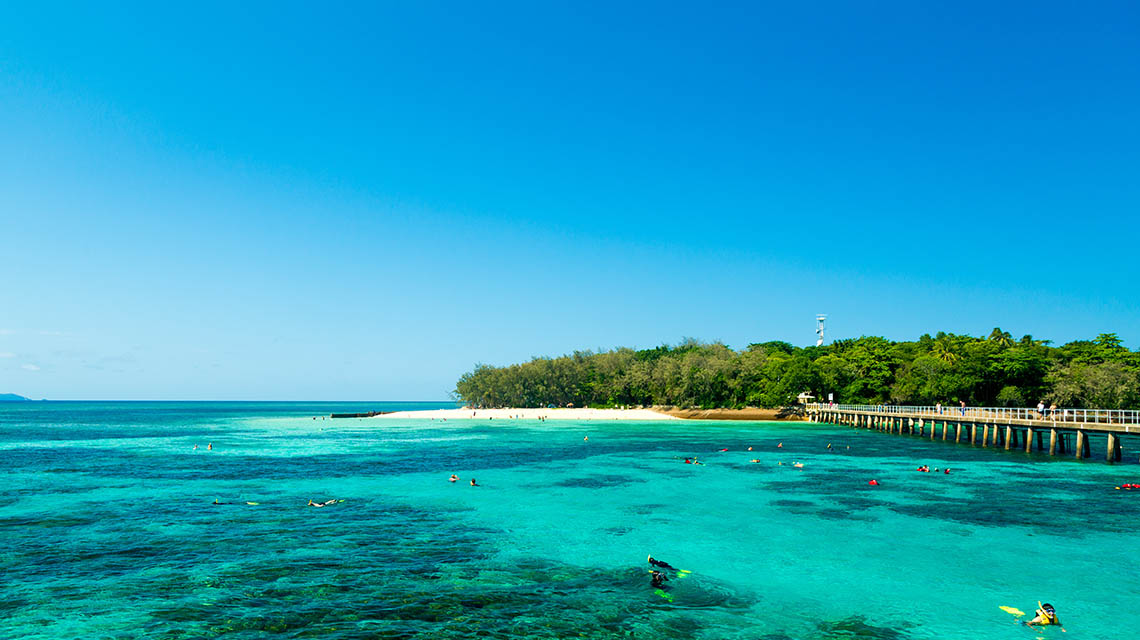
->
(1, 2, 1137, 400)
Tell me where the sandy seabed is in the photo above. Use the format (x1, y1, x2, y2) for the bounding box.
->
(371, 407, 680, 420)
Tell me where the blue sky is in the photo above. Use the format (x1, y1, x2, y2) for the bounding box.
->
(1, 2, 1137, 400)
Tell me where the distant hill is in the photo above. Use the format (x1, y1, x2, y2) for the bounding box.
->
(0, 393, 31, 402)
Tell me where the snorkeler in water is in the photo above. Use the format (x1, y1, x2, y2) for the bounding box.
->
(648, 555, 677, 570)
(1025, 602, 1064, 630)
(650, 570, 668, 588)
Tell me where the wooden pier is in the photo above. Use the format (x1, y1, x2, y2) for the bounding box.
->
(806, 404, 1139, 463)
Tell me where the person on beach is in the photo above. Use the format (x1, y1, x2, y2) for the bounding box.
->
(1024, 602, 1064, 630)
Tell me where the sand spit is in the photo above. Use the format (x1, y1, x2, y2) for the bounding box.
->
(370, 407, 805, 421)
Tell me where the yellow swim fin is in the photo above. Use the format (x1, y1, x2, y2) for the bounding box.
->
(999, 606, 1025, 617)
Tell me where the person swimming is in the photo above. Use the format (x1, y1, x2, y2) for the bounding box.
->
(448, 474, 459, 483)
(648, 555, 677, 570)
(650, 570, 668, 588)
(307, 499, 339, 507)
(1025, 602, 1063, 629)
(470, 478, 479, 486)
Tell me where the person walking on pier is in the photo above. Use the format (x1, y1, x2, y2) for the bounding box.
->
(959, 400, 966, 416)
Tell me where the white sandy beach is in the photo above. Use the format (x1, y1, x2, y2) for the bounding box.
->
(372, 407, 680, 420)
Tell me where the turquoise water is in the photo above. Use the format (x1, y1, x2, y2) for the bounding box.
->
(3, 402, 1139, 639)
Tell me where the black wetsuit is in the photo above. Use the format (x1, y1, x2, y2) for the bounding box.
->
(650, 571, 668, 588)
(648, 557, 677, 571)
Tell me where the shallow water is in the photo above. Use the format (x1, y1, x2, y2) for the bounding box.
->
(3, 402, 1139, 639)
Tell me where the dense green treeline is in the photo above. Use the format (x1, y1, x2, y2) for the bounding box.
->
(454, 331, 1140, 410)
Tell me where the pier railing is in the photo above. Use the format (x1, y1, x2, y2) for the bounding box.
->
(807, 403, 1140, 426)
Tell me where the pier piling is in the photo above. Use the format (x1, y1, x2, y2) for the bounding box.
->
(1108, 433, 1122, 462)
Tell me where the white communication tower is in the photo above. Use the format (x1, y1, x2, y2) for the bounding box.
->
(815, 315, 827, 346)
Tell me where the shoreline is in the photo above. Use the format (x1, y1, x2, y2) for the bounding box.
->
(370, 407, 679, 420)
(654, 407, 804, 421)
(368, 407, 804, 421)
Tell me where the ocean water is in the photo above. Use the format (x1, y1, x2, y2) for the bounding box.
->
(2, 402, 1138, 640)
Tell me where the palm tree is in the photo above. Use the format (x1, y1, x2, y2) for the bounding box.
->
(1019, 334, 1051, 347)
(933, 337, 959, 364)
(988, 328, 1013, 347)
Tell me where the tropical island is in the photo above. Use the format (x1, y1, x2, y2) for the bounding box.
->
(453, 330, 1140, 411)
(0, 393, 31, 402)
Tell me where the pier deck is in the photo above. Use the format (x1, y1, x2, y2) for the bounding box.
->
(807, 403, 1139, 462)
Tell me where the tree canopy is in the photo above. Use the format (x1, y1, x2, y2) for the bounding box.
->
(454, 330, 1140, 410)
